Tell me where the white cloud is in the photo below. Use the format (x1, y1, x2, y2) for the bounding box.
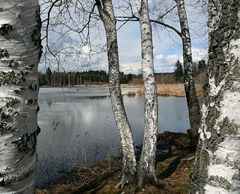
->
(154, 47, 208, 73)
(155, 53, 182, 73)
(80, 45, 91, 62)
(120, 62, 141, 74)
(192, 47, 208, 62)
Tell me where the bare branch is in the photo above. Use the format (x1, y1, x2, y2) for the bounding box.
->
(115, 15, 182, 37)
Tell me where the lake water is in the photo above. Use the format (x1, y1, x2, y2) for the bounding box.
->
(36, 87, 190, 186)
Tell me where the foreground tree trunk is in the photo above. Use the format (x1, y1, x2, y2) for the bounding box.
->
(135, 0, 159, 187)
(0, 0, 42, 193)
(95, 0, 137, 186)
(191, 0, 240, 193)
(175, 0, 201, 148)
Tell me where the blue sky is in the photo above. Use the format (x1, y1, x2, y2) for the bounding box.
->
(39, 0, 208, 74)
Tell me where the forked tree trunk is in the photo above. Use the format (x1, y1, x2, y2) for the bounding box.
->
(176, 0, 201, 148)
(0, 0, 42, 193)
(191, 0, 240, 193)
(135, 0, 159, 187)
(95, 0, 137, 186)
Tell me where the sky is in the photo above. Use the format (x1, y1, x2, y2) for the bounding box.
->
(39, 0, 208, 74)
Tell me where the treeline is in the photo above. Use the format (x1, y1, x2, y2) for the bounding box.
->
(174, 59, 207, 83)
(39, 68, 134, 86)
(39, 59, 207, 87)
(131, 59, 207, 85)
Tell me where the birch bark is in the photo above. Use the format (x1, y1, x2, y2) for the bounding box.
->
(0, 0, 42, 193)
(135, 0, 159, 187)
(176, 0, 201, 148)
(191, 0, 240, 193)
(95, 0, 137, 186)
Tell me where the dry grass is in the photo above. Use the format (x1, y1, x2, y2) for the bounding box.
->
(36, 132, 195, 194)
(35, 158, 121, 194)
(136, 84, 204, 97)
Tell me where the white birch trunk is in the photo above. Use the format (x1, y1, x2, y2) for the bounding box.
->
(135, 0, 159, 187)
(95, 0, 137, 186)
(0, 0, 42, 193)
(176, 0, 201, 148)
(191, 0, 240, 193)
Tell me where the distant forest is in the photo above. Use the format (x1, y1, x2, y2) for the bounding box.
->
(39, 60, 207, 86)
(39, 68, 134, 86)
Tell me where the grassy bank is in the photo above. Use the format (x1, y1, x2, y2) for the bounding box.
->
(156, 84, 203, 97)
(36, 132, 195, 194)
(73, 83, 204, 97)
(124, 84, 204, 97)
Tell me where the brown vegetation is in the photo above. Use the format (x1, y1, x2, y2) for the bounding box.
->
(36, 132, 195, 194)
(136, 84, 204, 97)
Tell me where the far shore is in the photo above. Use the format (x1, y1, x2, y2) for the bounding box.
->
(40, 83, 204, 97)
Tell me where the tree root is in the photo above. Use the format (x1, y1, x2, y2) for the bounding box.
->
(115, 180, 128, 189)
(115, 174, 135, 189)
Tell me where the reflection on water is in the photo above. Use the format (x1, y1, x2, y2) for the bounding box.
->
(36, 87, 190, 186)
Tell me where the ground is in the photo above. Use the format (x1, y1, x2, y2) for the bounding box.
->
(36, 132, 195, 194)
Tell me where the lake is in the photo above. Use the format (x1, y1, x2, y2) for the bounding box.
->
(36, 87, 190, 186)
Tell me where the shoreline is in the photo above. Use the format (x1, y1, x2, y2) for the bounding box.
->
(41, 83, 204, 97)
(36, 131, 195, 194)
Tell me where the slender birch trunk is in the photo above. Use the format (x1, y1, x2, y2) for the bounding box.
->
(176, 0, 201, 149)
(0, 0, 42, 193)
(135, 0, 159, 187)
(191, 0, 240, 193)
(95, 0, 137, 186)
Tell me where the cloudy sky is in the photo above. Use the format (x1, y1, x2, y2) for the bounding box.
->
(39, 0, 208, 74)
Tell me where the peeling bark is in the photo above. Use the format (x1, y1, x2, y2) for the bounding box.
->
(95, 0, 137, 186)
(135, 0, 159, 187)
(0, 0, 42, 193)
(191, 0, 240, 193)
(176, 0, 201, 149)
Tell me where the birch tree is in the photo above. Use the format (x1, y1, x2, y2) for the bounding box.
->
(135, 0, 159, 187)
(0, 0, 42, 193)
(95, 0, 137, 186)
(191, 0, 240, 193)
(41, 0, 138, 187)
(115, 0, 203, 148)
(175, 0, 201, 148)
